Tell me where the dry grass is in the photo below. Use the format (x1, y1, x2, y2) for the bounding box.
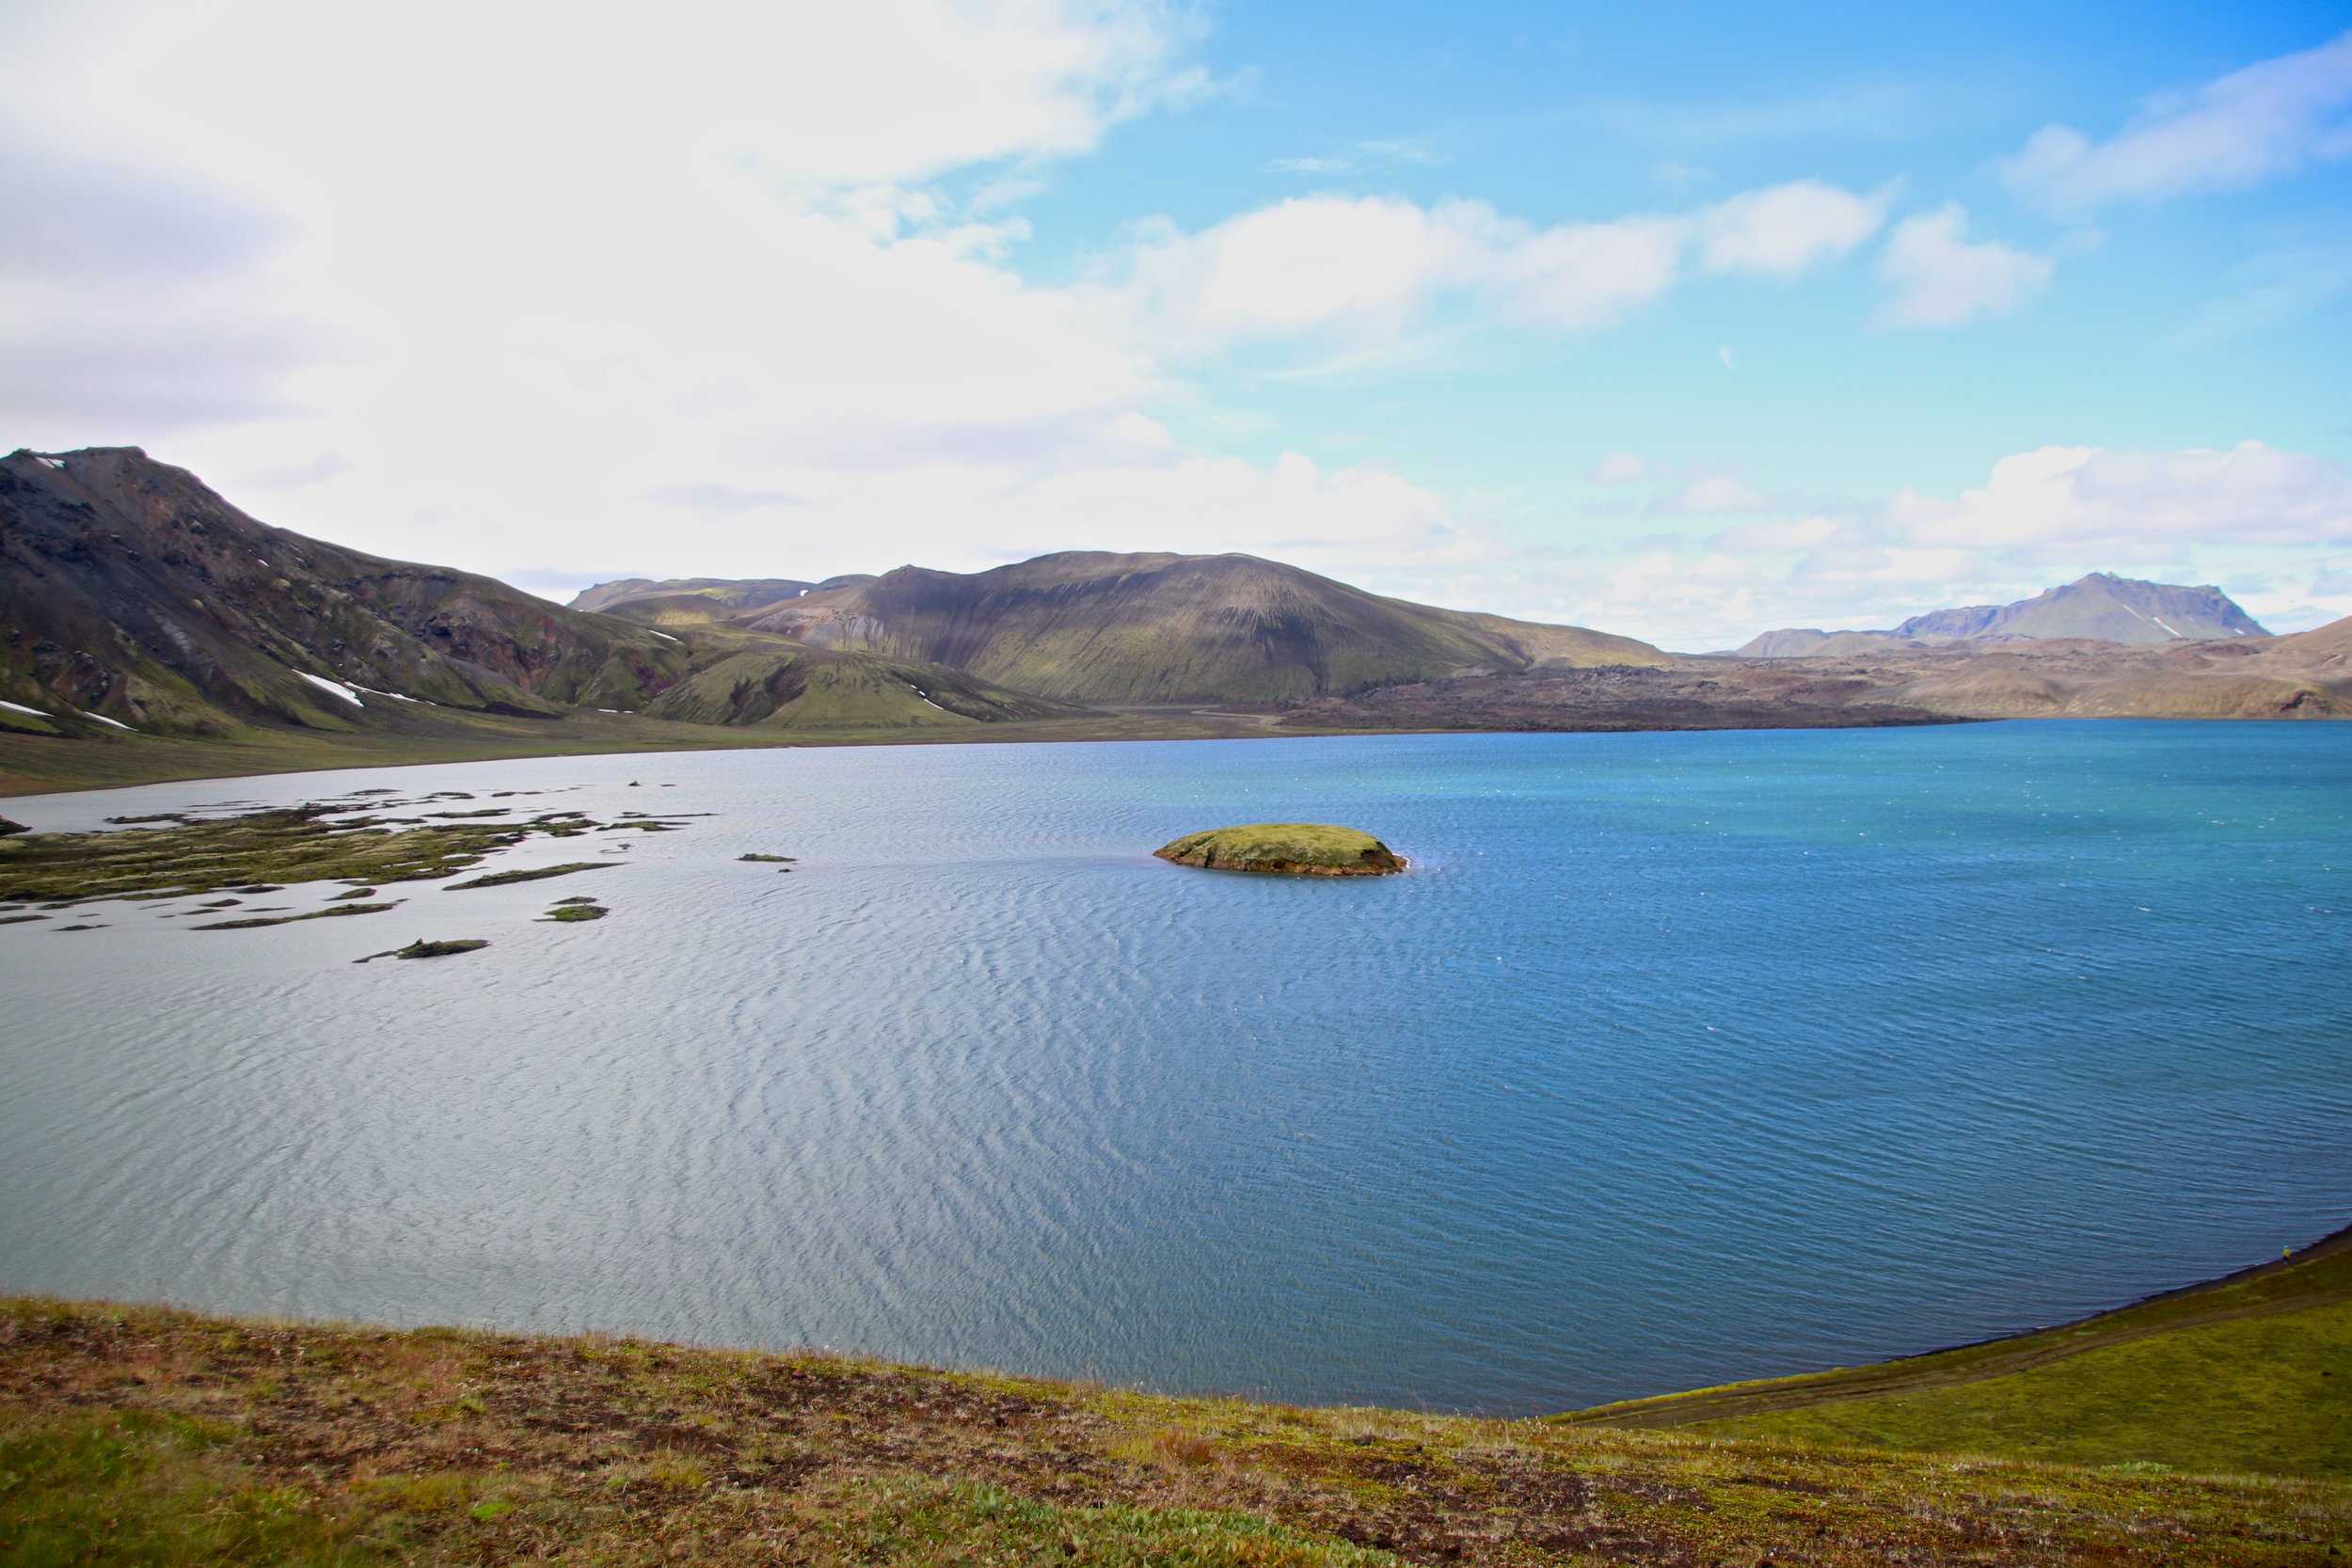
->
(4, 1298, 2344, 1566)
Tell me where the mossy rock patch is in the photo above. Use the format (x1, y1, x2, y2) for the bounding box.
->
(1153, 823, 1405, 877)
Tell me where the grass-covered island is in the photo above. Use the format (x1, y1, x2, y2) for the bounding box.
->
(5, 1247, 2349, 1568)
(1154, 824, 1406, 876)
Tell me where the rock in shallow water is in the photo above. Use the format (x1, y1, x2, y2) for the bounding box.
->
(1152, 823, 1406, 877)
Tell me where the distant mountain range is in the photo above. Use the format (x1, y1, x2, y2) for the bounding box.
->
(2, 448, 2344, 794)
(1737, 574, 2269, 657)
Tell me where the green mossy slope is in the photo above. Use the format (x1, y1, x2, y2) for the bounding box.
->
(1562, 1233, 2352, 1478)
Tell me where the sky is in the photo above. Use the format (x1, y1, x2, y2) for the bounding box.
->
(3, 0, 2349, 648)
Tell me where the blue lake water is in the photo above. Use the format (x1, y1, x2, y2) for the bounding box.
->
(1, 721, 2347, 1414)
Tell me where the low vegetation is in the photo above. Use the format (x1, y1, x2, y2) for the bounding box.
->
(1, 1298, 2343, 1567)
(1564, 1236, 2352, 1479)
(1155, 824, 1406, 876)
(0, 805, 600, 903)
(441, 862, 608, 891)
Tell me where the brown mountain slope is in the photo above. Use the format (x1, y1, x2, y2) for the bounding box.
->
(741, 550, 1665, 705)
(0, 447, 690, 736)
(0, 449, 1084, 752)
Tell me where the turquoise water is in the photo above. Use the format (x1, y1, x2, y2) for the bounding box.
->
(0, 721, 2346, 1413)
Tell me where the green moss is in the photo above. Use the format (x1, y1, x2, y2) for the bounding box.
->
(1685, 1299, 2352, 1475)
(0, 1408, 381, 1565)
(540, 904, 608, 922)
(823, 1478, 1397, 1568)
(192, 902, 401, 930)
(440, 863, 608, 891)
(1565, 1239, 2352, 1477)
(1154, 823, 1406, 876)
(739, 853, 795, 863)
(0, 806, 570, 902)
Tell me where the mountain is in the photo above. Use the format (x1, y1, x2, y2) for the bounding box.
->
(739, 550, 1667, 705)
(0, 447, 691, 736)
(0, 448, 1078, 743)
(1737, 574, 2269, 657)
(570, 575, 876, 616)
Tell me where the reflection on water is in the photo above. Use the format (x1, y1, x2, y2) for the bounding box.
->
(1, 721, 2347, 1413)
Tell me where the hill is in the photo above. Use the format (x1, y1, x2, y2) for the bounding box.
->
(0, 447, 691, 736)
(0, 449, 1086, 764)
(738, 550, 1666, 705)
(1560, 1225, 2352, 1478)
(3, 1295, 2340, 1568)
(570, 575, 876, 616)
(1738, 574, 2269, 657)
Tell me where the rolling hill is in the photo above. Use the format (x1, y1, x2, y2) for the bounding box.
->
(732, 550, 1668, 705)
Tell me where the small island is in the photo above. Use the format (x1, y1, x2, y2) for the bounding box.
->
(1153, 823, 1406, 876)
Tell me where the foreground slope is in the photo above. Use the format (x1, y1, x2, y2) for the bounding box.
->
(3, 1298, 2341, 1568)
(742, 551, 1667, 705)
(1563, 1228, 2352, 1478)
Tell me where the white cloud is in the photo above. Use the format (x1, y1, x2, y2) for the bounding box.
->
(1590, 452, 1648, 483)
(1659, 474, 1770, 514)
(1873, 205, 2052, 328)
(1123, 180, 1883, 351)
(1896, 441, 2352, 550)
(2002, 30, 2352, 213)
(1693, 180, 1888, 277)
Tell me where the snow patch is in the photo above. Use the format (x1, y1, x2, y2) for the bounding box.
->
(649, 630, 680, 642)
(0, 699, 51, 717)
(350, 684, 432, 705)
(81, 712, 134, 730)
(294, 671, 365, 706)
(34, 455, 64, 470)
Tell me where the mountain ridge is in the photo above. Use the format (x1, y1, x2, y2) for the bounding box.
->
(735, 549, 1668, 705)
(1738, 574, 2268, 657)
(0, 448, 1079, 744)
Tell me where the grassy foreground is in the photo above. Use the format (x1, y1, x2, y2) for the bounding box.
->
(3, 1299, 2345, 1567)
(1561, 1233, 2352, 1480)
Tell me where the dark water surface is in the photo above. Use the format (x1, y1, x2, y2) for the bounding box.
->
(2, 721, 2346, 1413)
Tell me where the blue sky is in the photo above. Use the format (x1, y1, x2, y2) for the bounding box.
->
(3, 0, 2348, 645)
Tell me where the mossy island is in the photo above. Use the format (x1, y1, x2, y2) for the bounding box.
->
(1154, 823, 1406, 877)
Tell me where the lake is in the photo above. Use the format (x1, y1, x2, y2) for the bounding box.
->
(1, 721, 2346, 1414)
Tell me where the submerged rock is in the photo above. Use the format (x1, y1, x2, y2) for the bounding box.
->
(441, 862, 607, 890)
(1153, 823, 1406, 877)
(355, 938, 489, 962)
